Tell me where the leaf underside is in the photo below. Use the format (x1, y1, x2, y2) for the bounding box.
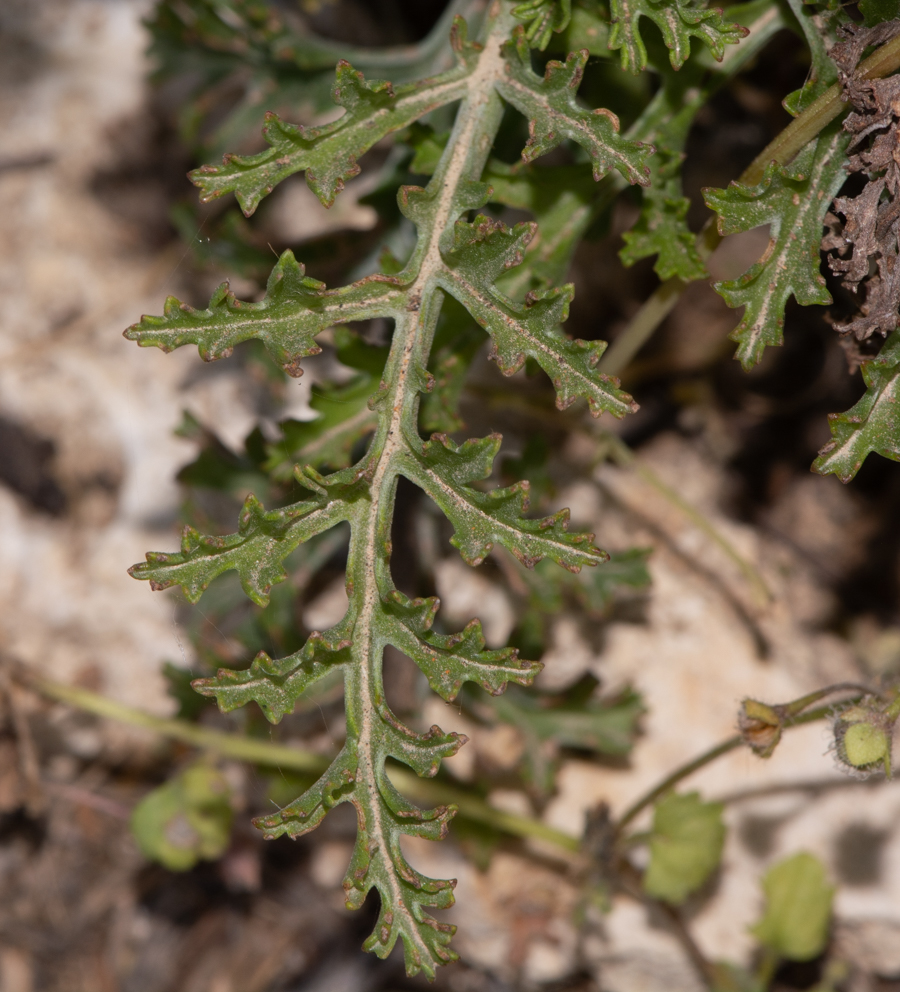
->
(127, 4, 657, 977)
(703, 126, 850, 371)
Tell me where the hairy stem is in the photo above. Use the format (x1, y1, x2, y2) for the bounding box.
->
(613, 695, 864, 836)
(30, 674, 578, 849)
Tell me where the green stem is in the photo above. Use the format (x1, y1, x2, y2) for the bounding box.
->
(600, 28, 900, 379)
(596, 277, 685, 378)
(742, 30, 900, 187)
(32, 675, 579, 851)
(37, 677, 331, 773)
(31, 674, 861, 857)
(614, 698, 862, 835)
(601, 431, 773, 606)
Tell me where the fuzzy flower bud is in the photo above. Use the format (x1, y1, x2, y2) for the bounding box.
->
(832, 699, 899, 779)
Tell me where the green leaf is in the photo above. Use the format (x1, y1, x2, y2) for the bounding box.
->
(149, 0, 474, 159)
(441, 215, 638, 417)
(189, 21, 479, 214)
(859, 0, 900, 26)
(131, 764, 233, 872)
(494, 681, 643, 751)
(608, 0, 748, 74)
(643, 792, 726, 904)
(383, 590, 542, 700)
(266, 376, 379, 481)
(473, 679, 642, 793)
(253, 733, 462, 974)
(497, 30, 653, 186)
(486, 159, 603, 295)
(702, 127, 850, 370)
(813, 332, 900, 482)
(620, 171, 706, 281)
(512, 0, 572, 50)
(752, 852, 834, 961)
(128, 485, 355, 606)
(128, 6, 635, 976)
(125, 250, 403, 376)
(404, 432, 607, 571)
(193, 630, 352, 723)
(578, 547, 652, 613)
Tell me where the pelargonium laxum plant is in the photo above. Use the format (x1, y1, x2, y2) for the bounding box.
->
(126, 0, 900, 977)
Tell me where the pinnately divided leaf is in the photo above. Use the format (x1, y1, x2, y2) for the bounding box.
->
(125, 250, 403, 376)
(402, 432, 607, 571)
(497, 29, 653, 185)
(128, 3, 639, 977)
(382, 590, 543, 700)
(440, 214, 638, 417)
(193, 630, 352, 723)
(608, 0, 747, 73)
(128, 491, 351, 605)
(703, 126, 850, 370)
(189, 22, 481, 214)
(813, 332, 900, 482)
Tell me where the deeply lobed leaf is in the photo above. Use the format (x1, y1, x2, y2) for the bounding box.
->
(497, 29, 653, 185)
(440, 214, 638, 417)
(189, 21, 481, 214)
(608, 0, 747, 74)
(813, 332, 900, 482)
(403, 432, 607, 571)
(125, 250, 403, 376)
(383, 590, 542, 700)
(703, 128, 850, 370)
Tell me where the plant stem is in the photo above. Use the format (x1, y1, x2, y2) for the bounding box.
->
(37, 676, 331, 773)
(742, 30, 900, 187)
(599, 29, 900, 380)
(614, 697, 862, 835)
(601, 431, 773, 606)
(31, 673, 862, 859)
(595, 277, 685, 380)
(30, 675, 579, 851)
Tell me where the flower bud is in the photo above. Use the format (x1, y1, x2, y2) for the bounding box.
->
(832, 702, 895, 779)
(739, 698, 784, 758)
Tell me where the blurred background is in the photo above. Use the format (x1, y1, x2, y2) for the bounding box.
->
(1, 1, 900, 990)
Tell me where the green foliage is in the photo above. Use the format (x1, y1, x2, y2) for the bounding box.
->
(643, 792, 725, 904)
(130, 0, 900, 975)
(608, 0, 747, 73)
(703, 128, 849, 370)
(131, 763, 233, 871)
(497, 31, 653, 185)
(486, 680, 644, 792)
(513, 0, 572, 50)
(814, 334, 900, 481)
(130, 3, 651, 975)
(751, 852, 834, 961)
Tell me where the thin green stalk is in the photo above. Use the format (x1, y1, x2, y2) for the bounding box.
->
(742, 30, 900, 187)
(32, 673, 863, 856)
(32, 675, 579, 851)
(601, 431, 773, 606)
(595, 277, 685, 379)
(614, 696, 863, 835)
(37, 676, 331, 773)
(599, 28, 900, 380)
